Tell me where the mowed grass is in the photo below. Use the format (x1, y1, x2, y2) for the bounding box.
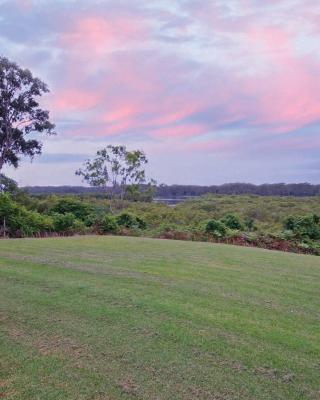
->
(0, 236, 319, 400)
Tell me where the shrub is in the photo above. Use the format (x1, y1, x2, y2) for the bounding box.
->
(84, 213, 98, 227)
(116, 212, 147, 229)
(244, 217, 255, 231)
(116, 212, 136, 228)
(221, 214, 244, 230)
(52, 212, 76, 233)
(284, 216, 296, 231)
(135, 216, 147, 230)
(100, 215, 118, 233)
(205, 219, 227, 238)
(283, 214, 320, 240)
(50, 198, 93, 220)
(0, 193, 53, 237)
(71, 219, 87, 234)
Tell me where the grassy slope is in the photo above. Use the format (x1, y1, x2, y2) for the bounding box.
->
(0, 236, 319, 400)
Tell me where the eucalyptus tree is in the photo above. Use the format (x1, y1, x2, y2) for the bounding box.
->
(0, 57, 55, 172)
(76, 145, 151, 210)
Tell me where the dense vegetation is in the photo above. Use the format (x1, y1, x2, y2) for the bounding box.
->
(1, 236, 319, 400)
(1, 188, 320, 255)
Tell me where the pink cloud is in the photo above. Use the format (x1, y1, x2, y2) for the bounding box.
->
(59, 15, 147, 55)
(39, 2, 320, 146)
(150, 124, 207, 138)
(50, 89, 101, 113)
(243, 27, 320, 131)
(103, 104, 140, 123)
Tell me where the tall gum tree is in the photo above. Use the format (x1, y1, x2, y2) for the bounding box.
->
(0, 57, 55, 172)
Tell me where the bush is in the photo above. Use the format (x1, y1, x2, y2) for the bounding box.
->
(205, 219, 227, 238)
(283, 214, 320, 240)
(244, 217, 255, 231)
(116, 212, 147, 229)
(221, 214, 244, 230)
(52, 212, 76, 233)
(100, 215, 118, 233)
(84, 213, 98, 227)
(0, 193, 53, 237)
(50, 198, 93, 220)
(116, 212, 136, 228)
(135, 216, 147, 230)
(71, 219, 87, 234)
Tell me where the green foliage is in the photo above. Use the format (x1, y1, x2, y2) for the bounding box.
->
(71, 219, 87, 234)
(2, 190, 320, 254)
(100, 215, 118, 233)
(244, 217, 255, 231)
(0, 193, 53, 236)
(75, 145, 152, 205)
(152, 222, 181, 237)
(116, 212, 136, 228)
(116, 212, 147, 229)
(221, 214, 244, 230)
(283, 214, 320, 240)
(135, 216, 147, 230)
(50, 197, 93, 220)
(50, 212, 87, 234)
(0, 174, 18, 194)
(205, 219, 227, 238)
(125, 179, 157, 202)
(51, 212, 76, 233)
(84, 213, 99, 227)
(0, 56, 55, 171)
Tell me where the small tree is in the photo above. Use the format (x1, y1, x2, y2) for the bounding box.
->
(0, 57, 55, 172)
(76, 145, 153, 210)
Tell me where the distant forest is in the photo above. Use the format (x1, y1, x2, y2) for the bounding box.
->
(25, 183, 320, 197)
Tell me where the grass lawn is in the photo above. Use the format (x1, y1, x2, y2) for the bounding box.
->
(0, 236, 319, 399)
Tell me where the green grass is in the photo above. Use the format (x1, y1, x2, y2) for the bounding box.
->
(0, 236, 319, 399)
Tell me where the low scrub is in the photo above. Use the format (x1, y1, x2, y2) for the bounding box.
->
(1, 192, 320, 255)
(0, 194, 53, 237)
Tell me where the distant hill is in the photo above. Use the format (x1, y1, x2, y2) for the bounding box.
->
(24, 182, 320, 197)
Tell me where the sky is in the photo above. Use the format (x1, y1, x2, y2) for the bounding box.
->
(1, 0, 320, 186)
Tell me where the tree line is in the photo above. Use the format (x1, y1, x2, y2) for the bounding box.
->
(24, 182, 320, 197)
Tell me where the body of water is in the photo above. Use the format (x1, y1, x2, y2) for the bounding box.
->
(153, 196, 198, 205)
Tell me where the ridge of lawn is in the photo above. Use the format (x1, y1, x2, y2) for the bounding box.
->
(0, 236, 319, 399)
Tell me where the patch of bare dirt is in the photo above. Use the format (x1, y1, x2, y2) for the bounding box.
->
(119, 377, 138, 396)
(254, 366, 278, 379)
(90, 392, 114, 400)
(0, 378, 17, 399)
(254, 366, 295, 384)
(189, 386, 234, 400)
(7, 325, 91, 366)
(281, 372, 295, 383)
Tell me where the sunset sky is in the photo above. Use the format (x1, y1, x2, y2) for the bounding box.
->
(1, 0, 320, 186)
